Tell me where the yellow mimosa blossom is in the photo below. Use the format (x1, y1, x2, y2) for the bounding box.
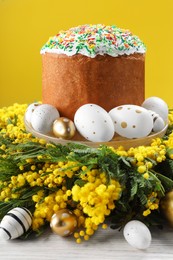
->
(0, 103, 173, 244)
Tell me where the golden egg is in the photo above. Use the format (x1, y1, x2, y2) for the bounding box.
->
(160, 190, 173, 226)
(53, 117, 76, 139)
(50, 209, 77, 237)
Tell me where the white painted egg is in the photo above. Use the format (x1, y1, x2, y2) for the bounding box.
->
(74, 104, 114, 142)
(0, 207, 32, 240)
(148, 110, 165, 133)
(109, 105, 153, 139)
(142, 96, 168, 122)
(123, 220, 152, 250)
(30, 104, 60, 134)
(25, 102, 40, 123)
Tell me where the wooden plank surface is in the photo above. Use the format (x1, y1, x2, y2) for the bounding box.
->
(1, 225, 173, 260)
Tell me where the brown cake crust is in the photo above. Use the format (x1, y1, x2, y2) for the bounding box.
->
(42, 53, 145, 120)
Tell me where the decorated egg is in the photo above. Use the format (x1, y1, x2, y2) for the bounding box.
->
(25, 102, 40, 123)
(160, 190, 173, 226)
(74, 104, 114, 142)
(53, 117, 76, 139)
(30, 104, 60, 134)
(109, 105, 153, 139)
(142, 96, 168, 122)
(50, 209, 77, 237)
(148, 110, 165, 133)
(123, 220, 152, 250)
(0, 207, 32, 240)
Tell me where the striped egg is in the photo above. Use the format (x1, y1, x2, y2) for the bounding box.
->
(0, 207, 32, 240)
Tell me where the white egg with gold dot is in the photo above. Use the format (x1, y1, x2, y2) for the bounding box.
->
(25, 102, 40, 123)
(74, 104, 114, 142)
(30, 104, 60, 134)
(109, 105, 153, 139)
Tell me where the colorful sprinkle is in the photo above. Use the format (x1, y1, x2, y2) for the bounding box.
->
(41, 24, 146, 58)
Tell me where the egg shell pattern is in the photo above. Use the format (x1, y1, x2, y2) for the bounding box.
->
(53, 117, 76, 139)
(109, 105, 153, 139)
(123, 220, 152, 250)
(31, 104, 60, 134)
(74, 104, 115, 142)
(0, 222, 18, 240)
(147, 110, 165, 133)
(50, 209, 77, 237)
(0, 207, 32, 240)
(25, 102, 40, 123)
(153, 117, 165, 132)
(142, 96, 168, 122)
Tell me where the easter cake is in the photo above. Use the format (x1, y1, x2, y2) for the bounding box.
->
(41, 24, 146, 120)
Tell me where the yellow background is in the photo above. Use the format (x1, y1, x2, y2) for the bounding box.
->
(0, 0, 173, 108)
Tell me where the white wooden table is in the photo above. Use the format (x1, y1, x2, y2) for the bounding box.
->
(1, 225, 173, 260)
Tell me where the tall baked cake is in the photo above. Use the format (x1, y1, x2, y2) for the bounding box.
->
(41, 24, 146, 120)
